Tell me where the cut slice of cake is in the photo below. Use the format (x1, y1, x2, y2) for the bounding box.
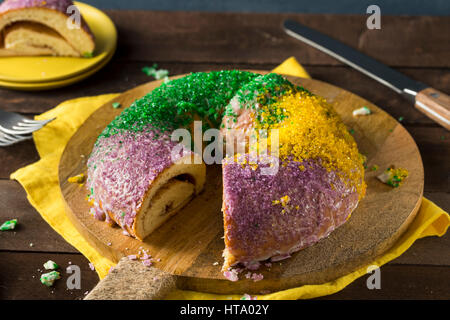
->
(222, 155, 360, 271)
(0, 0, 94, 57)
(86, 128, 206, 240)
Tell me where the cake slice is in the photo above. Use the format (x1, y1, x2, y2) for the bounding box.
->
(0, 0, 94, 57)
(86, 128, 206, 240)
(222, 155, 360, 271)
(2, 22, 80, 56)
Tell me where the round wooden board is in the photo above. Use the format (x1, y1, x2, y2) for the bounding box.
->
(59, 71, 424, 294)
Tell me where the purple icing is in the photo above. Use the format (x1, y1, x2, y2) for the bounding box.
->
(0, 0, 74, 13)
(222, 154, 359, 265)
(86, 128, 192, 230)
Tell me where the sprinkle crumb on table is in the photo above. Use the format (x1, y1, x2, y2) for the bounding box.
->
(377, 166, 409, 188)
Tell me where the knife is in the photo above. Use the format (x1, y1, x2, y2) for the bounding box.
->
(283, 19, 450, 130)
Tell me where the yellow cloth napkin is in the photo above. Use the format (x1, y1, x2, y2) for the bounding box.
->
(11, 57, 449, 300)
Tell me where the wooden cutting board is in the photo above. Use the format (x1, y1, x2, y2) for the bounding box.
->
(59, 71, 424, 297)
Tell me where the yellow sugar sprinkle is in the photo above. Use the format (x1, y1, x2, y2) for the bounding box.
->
(68, 173, 85, 185)
(258, 91, 366, 199)
(272, 195, 291, 207)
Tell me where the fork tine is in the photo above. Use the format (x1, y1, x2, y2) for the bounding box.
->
(16, 122, 43, 128)
(22, 118, 55, 125)
(1, 134, 16, 142)
(3, 132, 32, 141)
(15, 122, 45, 129)
(0, 133, 32, 146)
(0, 125, 40, 135)
(11, 125, 42, 132)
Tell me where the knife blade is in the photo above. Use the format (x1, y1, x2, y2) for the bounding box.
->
(283, 19, 450, 130)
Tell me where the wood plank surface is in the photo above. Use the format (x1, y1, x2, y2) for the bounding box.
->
(105, 11, 450, 67)
(1, 251, 449, 300)
(0, 252, 98, 300)
(0, 10, 448, 299)
(0, 63, 448, 125)
(0, 180, 78, 253)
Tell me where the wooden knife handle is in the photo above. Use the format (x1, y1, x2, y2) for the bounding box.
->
(415, 88, 450, 130)
(85, 258, 177, 300)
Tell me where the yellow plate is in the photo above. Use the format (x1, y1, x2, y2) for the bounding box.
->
(0, 2, 117, 83)
(0, 48, 115, 91)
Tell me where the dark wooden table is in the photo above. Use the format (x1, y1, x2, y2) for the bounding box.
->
(0, 11, 449, 300)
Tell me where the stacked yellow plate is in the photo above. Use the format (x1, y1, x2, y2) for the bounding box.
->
(0, 2, 117, 91)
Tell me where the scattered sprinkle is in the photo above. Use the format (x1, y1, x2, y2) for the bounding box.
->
(68, 173, 85, 184)
(213, 262, 219, 266)
(251, 273, 264, 282)
(153, 69, 169, 80)
(241, 293, 257, 300)
(0, 219, 17, 231)
(377, 166, 409, 188)
(88, 263, 95, 271)
(142, 63, 169, 80)
(43, 260, 59, 270)
(40, 271, 60, 287)
(371, 165, 379, 171)
(398, 116, 404, 122)
(223, 269, 239, 282)
(353, 106, 371, 116)
(112, 102, 122, 109)
(142, 259, 152, 267)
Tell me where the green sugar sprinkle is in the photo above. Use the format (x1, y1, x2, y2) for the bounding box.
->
(43, 260, 59, 270)
(0, 219, 17, 231)
(40, 271, 60, 287)
(97, 71, 309, 142)
(398, 116, 404, 122)
(142, 64, 158, 76)
(142, 64, 169, 80)
(112, 102, 121, 109)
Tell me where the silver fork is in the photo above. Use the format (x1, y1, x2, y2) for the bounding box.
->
(0, 109, 55, 146)
(0, 109, 54, 135)
(0, 131, 33, 146)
